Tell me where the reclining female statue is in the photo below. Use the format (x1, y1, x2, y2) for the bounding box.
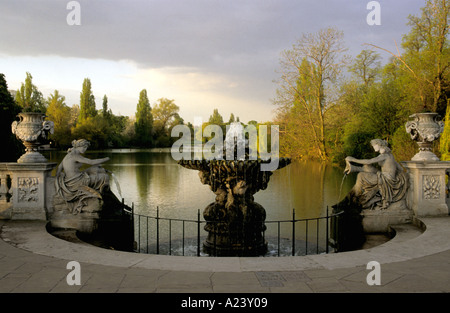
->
(343, 139, 408, 210)
(55, 139, 110, 214)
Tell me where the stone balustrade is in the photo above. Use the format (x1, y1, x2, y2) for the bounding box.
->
(0, 162, 57, 220)
(0, 164, 12, 219)
(402, 161, 450, 217)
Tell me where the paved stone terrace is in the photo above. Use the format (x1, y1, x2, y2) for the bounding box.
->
(0, 217, 449, 293)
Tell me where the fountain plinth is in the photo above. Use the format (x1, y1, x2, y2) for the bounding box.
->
(178, 122, 291, 256)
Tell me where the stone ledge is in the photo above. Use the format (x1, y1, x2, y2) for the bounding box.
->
(1, 216, 448, 273)
(1, 162, 58, 171)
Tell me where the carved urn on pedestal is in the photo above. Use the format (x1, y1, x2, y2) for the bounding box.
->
(406, 112, 444, 162)
(11, 112, 54, 163)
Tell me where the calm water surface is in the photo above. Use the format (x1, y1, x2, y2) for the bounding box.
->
(44, 149, 354, 221)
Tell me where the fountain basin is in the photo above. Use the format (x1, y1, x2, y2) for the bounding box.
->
(178, 157, 291, 256)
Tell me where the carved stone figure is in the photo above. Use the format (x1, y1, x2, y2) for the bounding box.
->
(343, 139, 408, 210)
(55, 139, 110, 214)
(332, 139, 409, 251)
(50, 139, 134, 249)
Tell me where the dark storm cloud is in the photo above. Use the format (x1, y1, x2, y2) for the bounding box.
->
(0, 1, 424, 68)
(0, 0, 425, 109)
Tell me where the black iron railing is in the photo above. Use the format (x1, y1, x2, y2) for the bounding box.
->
(127, 205, 344, 257)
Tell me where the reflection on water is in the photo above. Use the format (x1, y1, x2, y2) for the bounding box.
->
(43, 149, 355, 221)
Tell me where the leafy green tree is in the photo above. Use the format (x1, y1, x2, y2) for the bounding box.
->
(324, 82, 360, 163)
(78, 78, 96, 122)
(202, 109, 226, 144)
(101, 94, 112, 120)
(134, 89, 153, 147)
(15, 72, 46, 112)
(349, 50, 382, 88)
(440, 100, 450, 160)
(71, 115, 110, 149)
(152, 98, 181, 146)
(334, 65, 412, 162)
(152, 98, 180, 130)
(104, 113, 129, 148)
(0, 73, 22, 161)
(121, 116, 136, 146)
(46, 90, 72, 148)
(364, 0, 450, 159)
(399, 0, 450, 115)
(360, 81, 409, 141)
(208, 108, 224, 125)
(392, 125, 418, 162)
(275, 27, 348, 161)
(272, 1, 450, 164)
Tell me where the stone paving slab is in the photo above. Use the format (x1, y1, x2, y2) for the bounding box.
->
(0, 217, 449, 293)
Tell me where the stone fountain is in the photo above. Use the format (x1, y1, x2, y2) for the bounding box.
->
(178, 122, 291, 256)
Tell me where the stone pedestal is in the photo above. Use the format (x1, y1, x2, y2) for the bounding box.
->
(4, 162, 57, 220)
(402, 161, 450, 217)
(50, 195, 102, 234)
(203, 201, 267, 256)
(361, 200, 413, 233)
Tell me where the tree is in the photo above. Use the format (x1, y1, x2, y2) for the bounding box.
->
(275, 27, 348, 161)
(78, 78, 96, 122)
(408, 0, 450, 115)
(151, 98, 182, 147)
(71, 115, 110, 149)
(152, 98, 179, 132)
(441, 99, 450, 160)
(121, 116, 136, 145)
(46, 90, 72, 147)
(380, 0, 450, 115)
(0, 73, 22, 161)
(367, 0, 450, 159)
(134, 89, 153, 146)
(349, 49, 382, 88)
(358, 80, 409, 142)
(208, 108, 224, 125)
(15, 72, 46, 112)
(101, 94, 112, 120)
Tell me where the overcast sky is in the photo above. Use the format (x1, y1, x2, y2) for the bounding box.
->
(0, 0, 425, 124)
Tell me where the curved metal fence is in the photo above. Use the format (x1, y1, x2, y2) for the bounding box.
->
(126, 204, 344, 257)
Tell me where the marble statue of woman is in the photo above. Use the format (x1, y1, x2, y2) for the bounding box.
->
(55, 139, 110, 214)
(343, 139, 408, 210)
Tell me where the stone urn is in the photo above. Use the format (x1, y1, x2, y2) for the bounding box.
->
(11, 112, 54, 163)
(405, 112, 444, 161)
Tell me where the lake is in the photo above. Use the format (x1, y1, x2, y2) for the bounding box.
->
(44, 149, 356, 255)
(43, 149, 354, 221)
